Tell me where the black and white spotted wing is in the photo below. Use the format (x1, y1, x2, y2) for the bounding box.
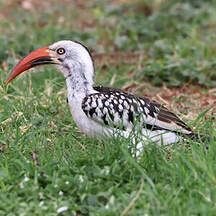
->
(81, 86, 192, 134)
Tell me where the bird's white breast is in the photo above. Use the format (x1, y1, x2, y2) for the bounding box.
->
(67, 90, 112, 139)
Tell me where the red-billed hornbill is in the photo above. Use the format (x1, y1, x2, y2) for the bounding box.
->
(6, 40, 207, 154)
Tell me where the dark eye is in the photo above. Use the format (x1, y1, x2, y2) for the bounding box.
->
(57, 48, 65, 55)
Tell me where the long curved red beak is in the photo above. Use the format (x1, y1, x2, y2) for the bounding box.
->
(6, 46, 59, 85)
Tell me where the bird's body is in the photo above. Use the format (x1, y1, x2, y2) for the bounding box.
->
(82, 86, 191, 143)
(7, 40, 206, 152)
(67, 81, 191, 145)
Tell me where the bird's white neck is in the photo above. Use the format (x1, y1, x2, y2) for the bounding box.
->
(65, 57, 98, 132)
(64, 59, 95, 99)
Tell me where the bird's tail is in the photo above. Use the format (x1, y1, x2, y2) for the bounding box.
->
(186, 132, 213, 144)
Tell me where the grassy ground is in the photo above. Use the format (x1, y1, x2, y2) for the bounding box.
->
(0, 0, 216, 215)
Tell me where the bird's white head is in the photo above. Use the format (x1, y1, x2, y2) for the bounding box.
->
(49, 40, 94, 84)
(6, 40, 95, 90)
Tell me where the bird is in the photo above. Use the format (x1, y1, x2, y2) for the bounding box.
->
(6, 40, 207, 154)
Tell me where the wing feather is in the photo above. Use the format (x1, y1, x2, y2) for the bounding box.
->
(81, 86, 192, 134)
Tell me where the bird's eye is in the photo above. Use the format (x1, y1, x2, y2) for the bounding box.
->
(57, 48, 65, 55)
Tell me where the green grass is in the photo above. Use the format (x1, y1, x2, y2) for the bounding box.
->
(0, 0, 216, 215)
